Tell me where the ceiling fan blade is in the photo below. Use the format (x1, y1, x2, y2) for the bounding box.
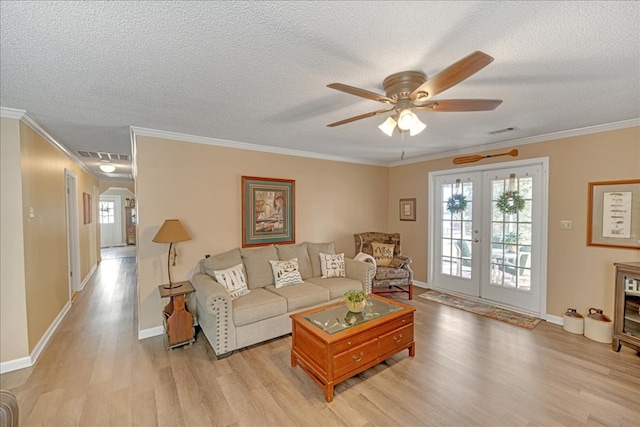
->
(327, 109, 393, 127)
(327, 83, 396, 104)
(415, 99, 502, 112)
(410, 51, 494, 100)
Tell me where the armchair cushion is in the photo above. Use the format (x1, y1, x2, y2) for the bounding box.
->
(375, 267, 410, 281)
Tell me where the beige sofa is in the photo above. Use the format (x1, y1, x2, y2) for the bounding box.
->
(191, 241, 375, 356)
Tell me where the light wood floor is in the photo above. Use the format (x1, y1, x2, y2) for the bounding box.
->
(2, 255, 639, 426)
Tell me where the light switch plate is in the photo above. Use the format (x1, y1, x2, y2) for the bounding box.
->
(560, 220, 572, 230)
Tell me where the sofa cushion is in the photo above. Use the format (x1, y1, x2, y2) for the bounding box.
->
(202, 247, 243, 277)
(275, 242, 313, 279)
(269, 258, 304, 288)
(265, 282, 329, 312)
(306, 277, 364, 300)
(319, 252, 346, 278)
(241, 245, 279, 289)
(372, 242, 395, 267)
(232, 288, 287, 326)
(307, 242, 335, 277)
(212, 263, 250, 299)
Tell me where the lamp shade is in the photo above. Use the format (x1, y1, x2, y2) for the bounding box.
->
(153, 219, 191, 243)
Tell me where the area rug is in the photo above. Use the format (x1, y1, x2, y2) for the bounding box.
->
(419, 289, 541, 329)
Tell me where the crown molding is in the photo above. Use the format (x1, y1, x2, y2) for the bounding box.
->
(389, 118, 640, 167)
(129, 126, 388, 167)
(1, 107, 98, 178)
(0, 106, 27, 119)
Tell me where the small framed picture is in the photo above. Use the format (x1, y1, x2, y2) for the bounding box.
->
(399, 198, 416, 221)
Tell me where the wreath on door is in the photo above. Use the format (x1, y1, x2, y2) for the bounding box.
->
(496, 190, 525, 215)
(446, 193, 468, 214)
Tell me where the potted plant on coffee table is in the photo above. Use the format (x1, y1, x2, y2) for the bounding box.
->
(343, 290, 367, 313)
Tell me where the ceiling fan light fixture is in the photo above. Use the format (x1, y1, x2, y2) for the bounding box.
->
(99, 164, 116, 173)
(409, 118, 427, 136)
(397, 109, 417, 131)
(378, 116, 397, 137)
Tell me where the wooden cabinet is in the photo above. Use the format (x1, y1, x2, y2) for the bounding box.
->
(158, 281, 196, 349)
(613, 261, 640, 352)
(290, 295, 415, 402)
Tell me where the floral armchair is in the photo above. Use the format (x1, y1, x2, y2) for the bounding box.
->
(354, 232, 413, 299)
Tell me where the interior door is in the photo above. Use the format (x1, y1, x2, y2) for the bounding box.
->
(433, 172, 483, 296)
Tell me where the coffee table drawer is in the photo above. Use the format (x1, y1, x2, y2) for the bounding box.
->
(333, 340, 378, 377)
(379, 324, 413, 355)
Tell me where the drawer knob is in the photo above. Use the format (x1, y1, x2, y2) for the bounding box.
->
(352, 351, 364, 362)
(347, 341, 352, 345)
(393, 334, 403, 343)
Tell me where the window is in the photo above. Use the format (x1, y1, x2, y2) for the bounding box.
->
(99, 201, 115, 224)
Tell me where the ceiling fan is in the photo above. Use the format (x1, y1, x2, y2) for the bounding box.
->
(326, 51, 502, 136)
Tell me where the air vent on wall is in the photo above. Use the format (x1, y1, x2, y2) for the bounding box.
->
(77, 150, 129, 161)
(487, 127, 518, 135)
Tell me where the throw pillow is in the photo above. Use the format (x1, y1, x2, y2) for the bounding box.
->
(319, 252, 346, 278)
(372, 242, 395, 267)
(213, 263, 250, 300)
(269, 258, 304, 288)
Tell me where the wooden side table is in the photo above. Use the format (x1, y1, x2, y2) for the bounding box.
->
(158, 281, 196, 349)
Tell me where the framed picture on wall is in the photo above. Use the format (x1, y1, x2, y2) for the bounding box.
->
(242, 176, 295, 247)
(399, 198, 416, 221)
(83, 192, 92, 224)
(587, 179, 640, 249)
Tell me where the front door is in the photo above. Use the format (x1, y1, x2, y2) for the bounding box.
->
(99, 195, 123, 247)
(430, 159, 548, 316)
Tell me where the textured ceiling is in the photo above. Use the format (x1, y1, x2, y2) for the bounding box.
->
(1, 1, 639, 180)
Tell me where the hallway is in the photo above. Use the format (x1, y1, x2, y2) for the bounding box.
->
(0, 254, 206, 426)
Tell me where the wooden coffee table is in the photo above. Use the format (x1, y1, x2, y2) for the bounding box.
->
(290, 294, 415, 402)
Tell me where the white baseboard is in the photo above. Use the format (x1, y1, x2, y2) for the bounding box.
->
(80, 263, 97, 291)
(0, 356, 31, 374)
(413, 280, 428, 289)
(545, 314, 563, 325)
(138, 326, 164, 340)
(0, 300, 71, 374)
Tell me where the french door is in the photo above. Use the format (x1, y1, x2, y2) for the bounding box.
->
(430, 159, 548, 316)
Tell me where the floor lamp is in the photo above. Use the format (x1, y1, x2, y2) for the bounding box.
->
(153, 219, 192, 289)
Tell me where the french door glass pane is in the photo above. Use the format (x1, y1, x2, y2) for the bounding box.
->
(440, 180, 473, 279)
(489, 176, 532, 290)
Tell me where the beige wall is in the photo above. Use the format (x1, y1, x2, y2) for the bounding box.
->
(1, 115, 100, 364)
(389, 126, 640, 318)
(134, 136, 389, 333)
(1, 118, 29, 363)
(19, 122, 99, 350)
